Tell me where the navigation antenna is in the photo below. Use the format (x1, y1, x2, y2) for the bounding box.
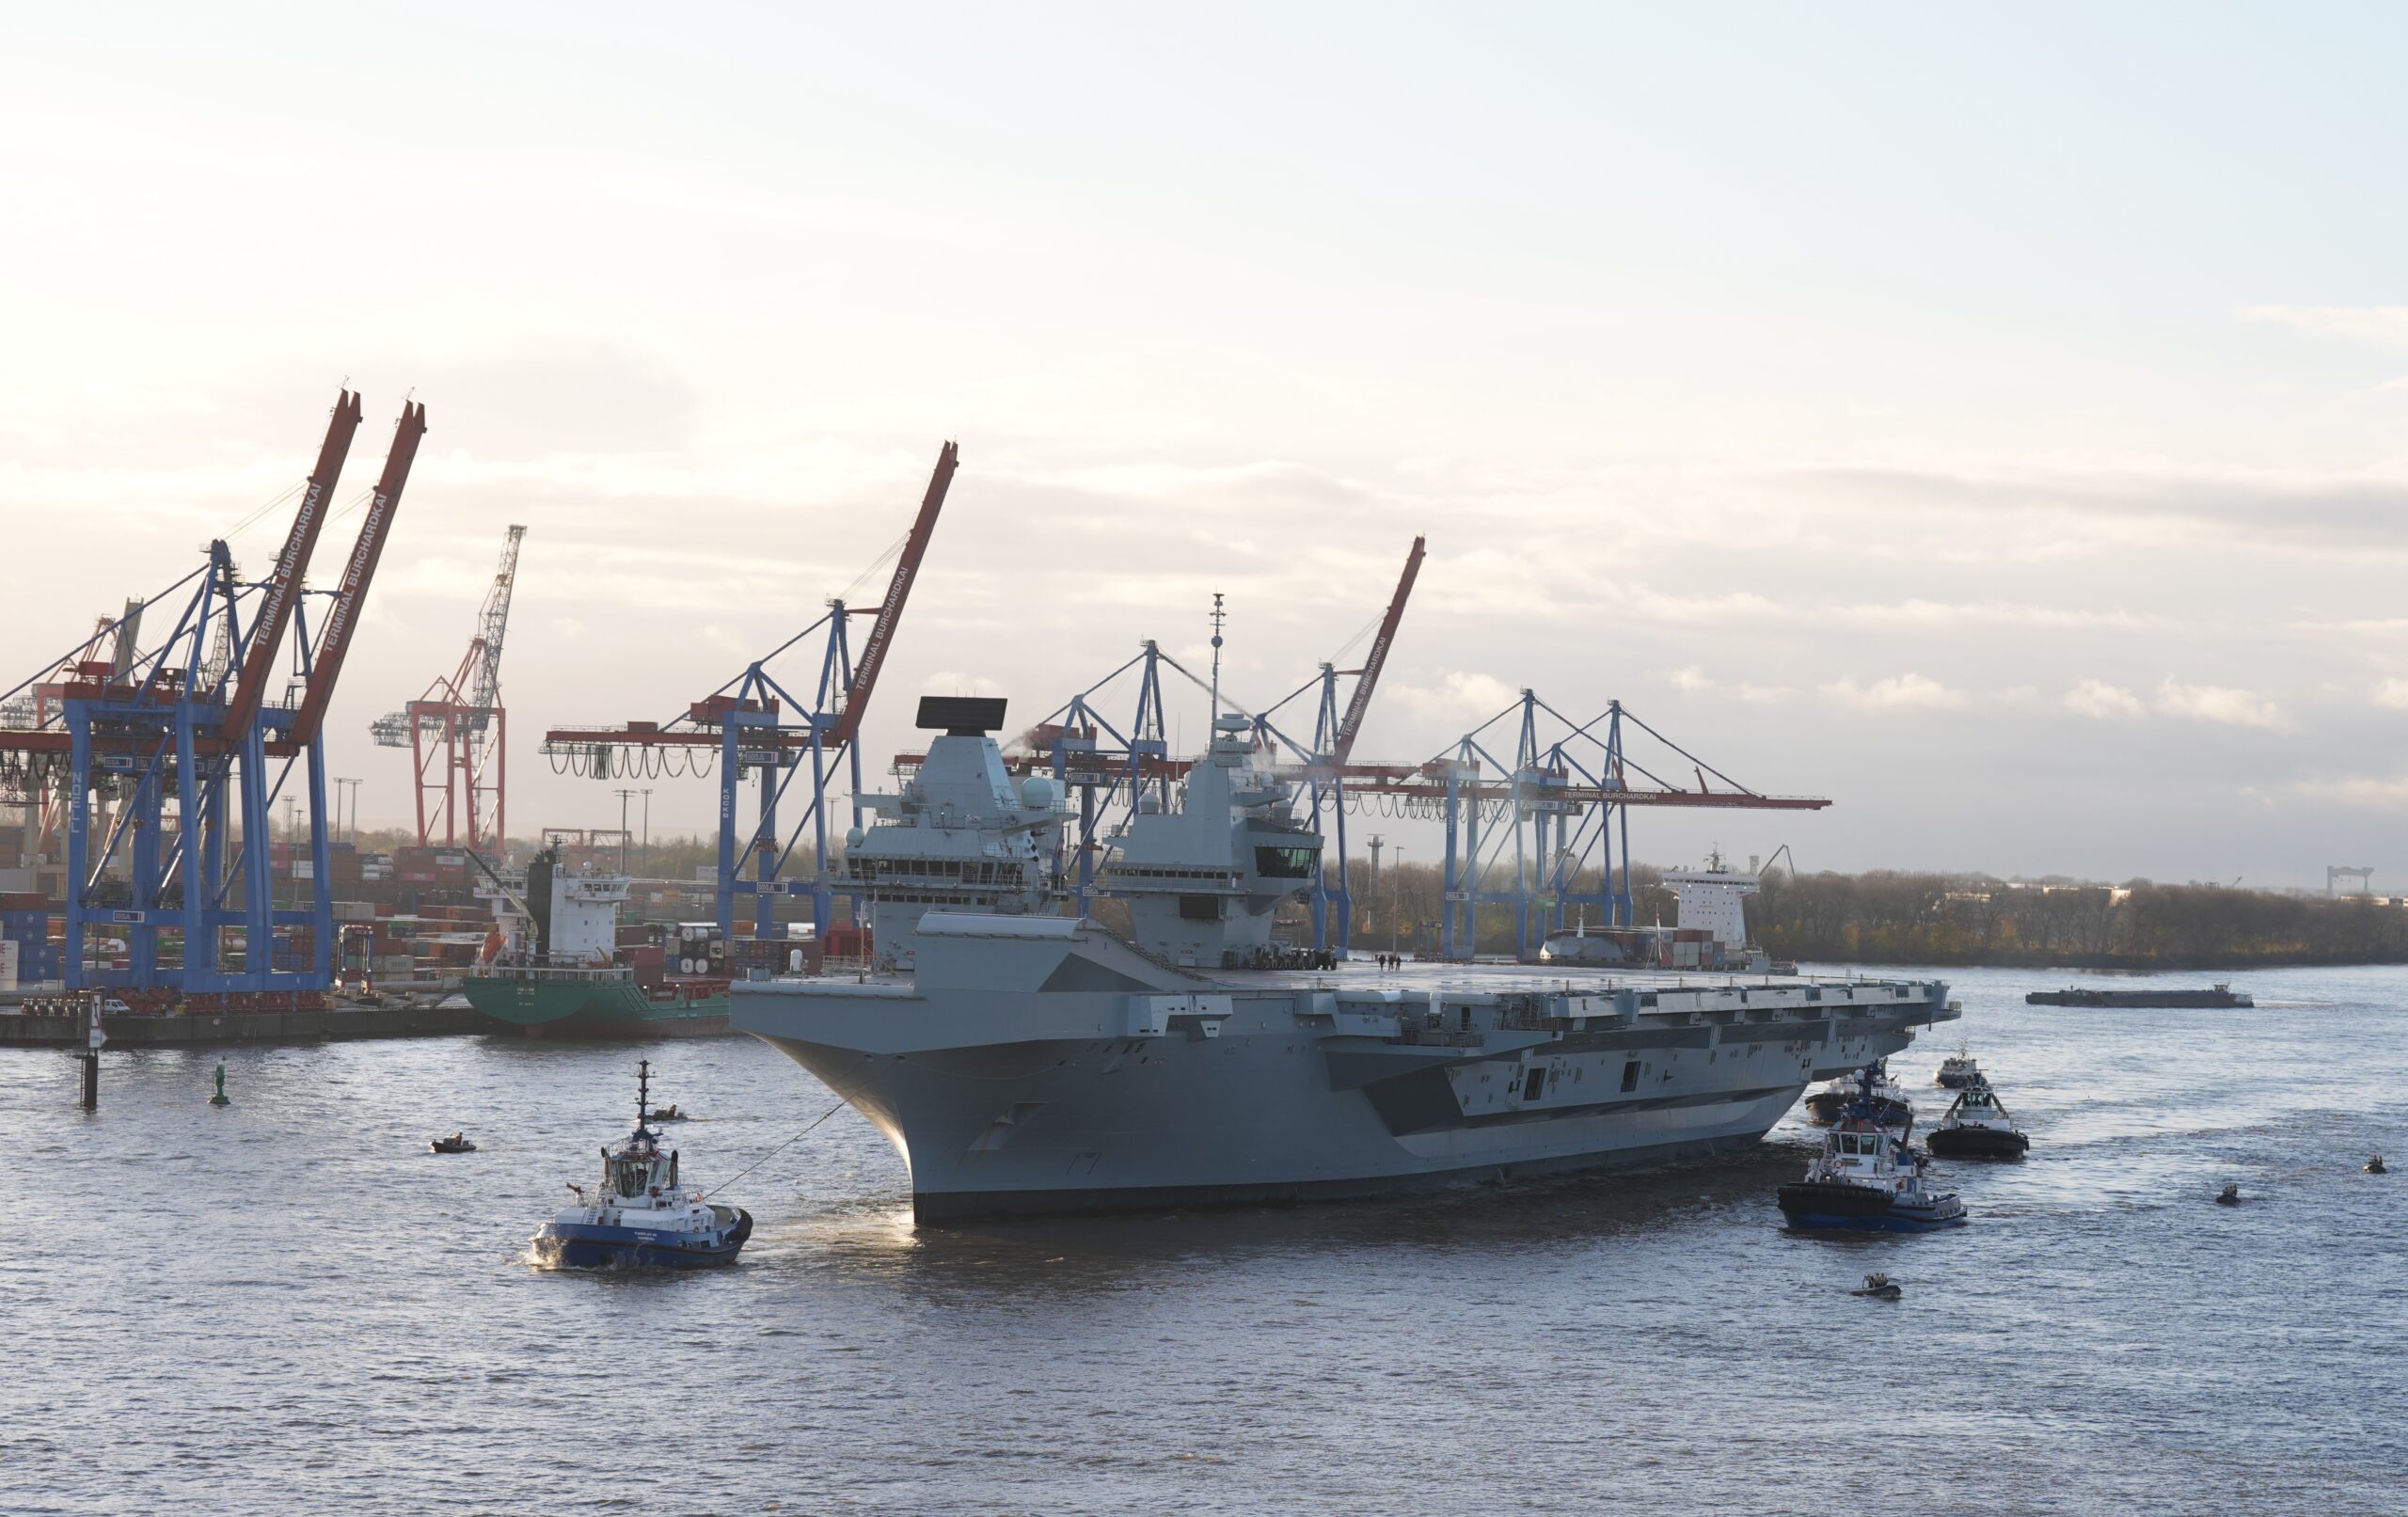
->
(636, 1059, 652, 1129)
(1209, 592, 1226, 717)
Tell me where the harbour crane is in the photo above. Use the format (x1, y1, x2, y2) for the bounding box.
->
(542, 441, 958, 947)
(219, 391, 365, 740)
(372, 524, 527, 849)
(0, 392, 425, 1003)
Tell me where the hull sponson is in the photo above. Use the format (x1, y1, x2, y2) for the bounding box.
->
(734, 915, 1956, 1224)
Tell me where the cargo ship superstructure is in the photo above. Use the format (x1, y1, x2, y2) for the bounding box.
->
(463, 846, 731, 1037)
(735, 710, 1957, 1222)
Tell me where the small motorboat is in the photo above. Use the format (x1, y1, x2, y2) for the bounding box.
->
(1779, 1068, 1967, 1232)
(2368, 1155, 2387, 1175)
(1850, 1272, 1903, 1300)
(1804, 1058, 1914, 1136)
(2215, 1183, 2241, 1206)
(430, 1133, 478, 1154)
(649, 1103, 689, 1122)
(1935, 1042, 1981, 1089)
(531, 1060, 752, 1270)
(1925, 1079, 2030, 1160)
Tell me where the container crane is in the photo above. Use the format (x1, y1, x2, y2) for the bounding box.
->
(219, 391, 364, 741)
(372, 523, 526, 849)
(542, 441, 958, 947)
(1334, 535, 1423, 764)
(0, 392, 425, 1003)
(288, 402, 426, 746)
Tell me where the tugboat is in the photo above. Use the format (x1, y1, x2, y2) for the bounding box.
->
(531, 1061, 752, 1270)
(1935, 1042, 1981, 1089)
(1804, 1059, 1914, 1134)
(1779, 1069, 1967, 1232)
(1925, 1079, 2030, 1160)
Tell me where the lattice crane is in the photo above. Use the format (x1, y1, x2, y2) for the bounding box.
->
(372, 524, 526, 848)
(542, 442, 958, 942)
(0, 392, 425, 1002)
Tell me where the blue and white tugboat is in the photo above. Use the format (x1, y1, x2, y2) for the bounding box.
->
(532, 1060, 752, 1269)
(1779, 1068, 1967, 1232)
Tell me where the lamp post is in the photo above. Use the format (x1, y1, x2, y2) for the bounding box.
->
(613, 788, 638, 874)
(1391, 847, 1402, 960)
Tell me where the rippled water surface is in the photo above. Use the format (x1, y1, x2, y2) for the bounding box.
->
(6, 964, 2403, 1514)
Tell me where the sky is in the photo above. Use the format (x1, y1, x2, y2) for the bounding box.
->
(4, 4, 2406, 888)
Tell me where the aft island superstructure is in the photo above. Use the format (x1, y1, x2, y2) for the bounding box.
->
(734, 699, 1956, 1222)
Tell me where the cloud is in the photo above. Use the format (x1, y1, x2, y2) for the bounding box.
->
(2375, 678, 2408, 710)
(2065, 679, 2145, 719)
(1388, 671, 1521, 725)
(2155, 678, 2284, 729)
(1819, 672, 1967, 710)
(2237, 304, 2408, 350)
(1779, 464, 2408, 553)
(2293, 773, 2408, 810)
(1665, 666, 1796, 703)
(1831, 599, 2170, 631)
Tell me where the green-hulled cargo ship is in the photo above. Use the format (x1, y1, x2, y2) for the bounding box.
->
(462, 966, 732, 1039)
(464, 846, 737, 1038)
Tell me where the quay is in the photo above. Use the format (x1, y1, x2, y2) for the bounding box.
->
(0, 1003, 486, 1049)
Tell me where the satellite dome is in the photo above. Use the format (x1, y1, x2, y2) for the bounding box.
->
(1020, 776, 1056, 809)
(844, 827, 865, 849)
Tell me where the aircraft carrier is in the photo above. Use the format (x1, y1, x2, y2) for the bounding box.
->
(733, 699, 1956, 1223)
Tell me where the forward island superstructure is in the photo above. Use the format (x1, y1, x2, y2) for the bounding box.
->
(735, 699, 1957, 1222)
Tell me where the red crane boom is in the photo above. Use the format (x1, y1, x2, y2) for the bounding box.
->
(1334, 534, 1424, 762)
(831, 440, 957, 751)
(288, 401, 426, 746)
(219, 388, 364, 739)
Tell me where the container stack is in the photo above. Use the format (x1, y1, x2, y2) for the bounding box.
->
(0, 893, 59, 988)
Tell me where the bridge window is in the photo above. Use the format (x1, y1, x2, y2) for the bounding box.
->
(1254, 846, 1317, 878)
(1179, 895, 1220, 922)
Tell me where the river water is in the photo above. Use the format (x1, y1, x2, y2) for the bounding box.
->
(5, 963, 2401, 1515)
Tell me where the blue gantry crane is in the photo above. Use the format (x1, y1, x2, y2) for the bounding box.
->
(0, 391, 425, 1003)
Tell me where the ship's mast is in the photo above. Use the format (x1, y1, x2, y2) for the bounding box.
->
(1208, 593, 1226, 718)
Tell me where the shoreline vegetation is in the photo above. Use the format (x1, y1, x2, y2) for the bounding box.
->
(1325, 859, 2408, 971)
(1749, 871, 2408, 971)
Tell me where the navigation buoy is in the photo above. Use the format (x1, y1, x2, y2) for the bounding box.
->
(209, 1061, 231, 1107)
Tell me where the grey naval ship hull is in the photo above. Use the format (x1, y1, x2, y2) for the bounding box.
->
(735, 915, 1957, 1224)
